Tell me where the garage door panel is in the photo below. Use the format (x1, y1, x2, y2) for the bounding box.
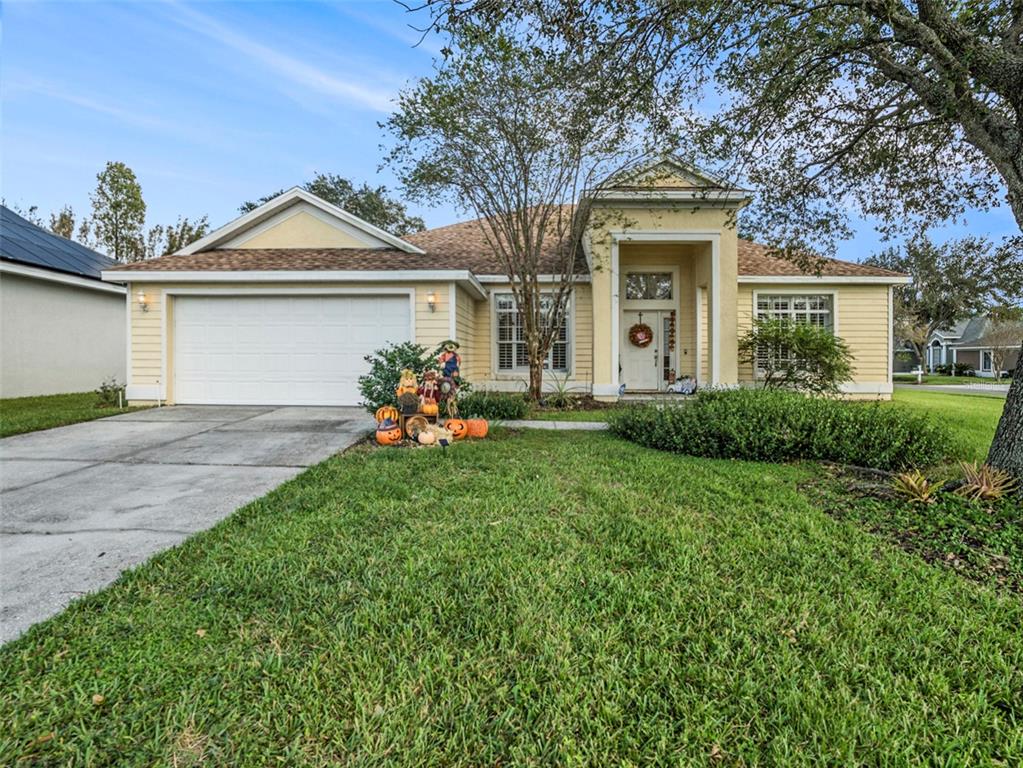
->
(173, 295, 411, 405)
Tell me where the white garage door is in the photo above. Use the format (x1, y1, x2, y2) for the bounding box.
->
(173, 294, 411, 405)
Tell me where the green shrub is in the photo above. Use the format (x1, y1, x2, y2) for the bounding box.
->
(94, 376, 125, 408)
(607, 388, 950, 470)
(357, 342, 433, 413)
(737, 317, 853, 394)
(458, 390, 530, 420)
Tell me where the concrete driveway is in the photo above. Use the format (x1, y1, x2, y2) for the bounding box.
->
(0, 405, 370, 644)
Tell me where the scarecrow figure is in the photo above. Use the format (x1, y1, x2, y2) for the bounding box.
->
(437, 340, 461, 379)
(419, 369, 440, 407)
(396, 368, 418, 397)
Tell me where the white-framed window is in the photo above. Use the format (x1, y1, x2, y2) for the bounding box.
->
(756, 294, 834, 329)
(625, 272, 673, 300)
(753, 293, 836, 374)
(981, 351, 993, 372)
(496, 293, 570, 372)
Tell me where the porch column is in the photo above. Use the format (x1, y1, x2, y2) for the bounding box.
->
(711, 238, 721, 385)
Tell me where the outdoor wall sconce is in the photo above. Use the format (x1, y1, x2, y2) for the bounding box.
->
(136, 290, 149, 312)
(426, 291, 437, 312)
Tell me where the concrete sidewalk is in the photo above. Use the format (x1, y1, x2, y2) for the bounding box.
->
(0, 405, 371, 644)
(894, 383, 1009, 397)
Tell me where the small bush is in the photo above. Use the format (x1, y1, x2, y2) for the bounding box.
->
(957, 462, 1018, 501)
(458, 390, 530, 420)
(892, 470, 938, 504)
(737, 317, 853, 394)
(357, 342, 433, 413)
(94, 377, 125, 408)
(607, 388, 950, 470)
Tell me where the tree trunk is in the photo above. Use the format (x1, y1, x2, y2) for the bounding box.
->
(528, 360, 543, 402)
(987, 341, 1023, 480)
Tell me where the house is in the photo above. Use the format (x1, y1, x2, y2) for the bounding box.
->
(1, 206, 126, 398)
(927, 315, 1021, 377)
(101, 160, 909, 406)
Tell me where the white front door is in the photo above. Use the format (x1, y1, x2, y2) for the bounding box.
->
(173, 294, 411, 406)
(621, 310, 661, 391)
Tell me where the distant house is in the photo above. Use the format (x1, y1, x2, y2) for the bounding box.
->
(927, 314, 1021, 377)
(0, 206, 126, 397)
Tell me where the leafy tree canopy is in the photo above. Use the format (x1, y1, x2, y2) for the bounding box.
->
(240, 173, 425, 236)
(418, 0, 1023, 255)
(90, 161, 146, 262)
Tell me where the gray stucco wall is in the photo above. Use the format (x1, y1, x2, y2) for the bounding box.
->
(1, 272, 125, 397)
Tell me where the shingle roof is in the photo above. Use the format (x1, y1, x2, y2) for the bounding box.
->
(736, 239, 904, 278)
(104, 214, 905, 280)
(1, 205, 119, 280)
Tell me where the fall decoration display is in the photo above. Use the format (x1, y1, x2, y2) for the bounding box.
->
(421, 401, 439, 417)
(417, 430, 437, 446)
(629, 322, 653, 348)
(396, 369, 418, 397)
(398, 392, 420, 415)
(427, 424, 453, 445)
(404, 415, 430, 439)
(467, 418, 489, 438)
(438, 340, 461, 378)
(375, 419, 402, 446)
(446, 418, 468, 440)
(375, 405, 399, 423)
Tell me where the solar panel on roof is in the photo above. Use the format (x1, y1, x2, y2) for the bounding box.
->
(0, 205, 119, 280)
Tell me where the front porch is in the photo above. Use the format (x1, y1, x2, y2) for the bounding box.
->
(589, 230, 738, 400)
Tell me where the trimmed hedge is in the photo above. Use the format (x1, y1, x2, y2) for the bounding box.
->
(607, 388, 951, 470)
(458, 390, 530, 421)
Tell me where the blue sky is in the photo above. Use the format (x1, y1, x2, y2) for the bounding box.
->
(2, 0, 1018, 262)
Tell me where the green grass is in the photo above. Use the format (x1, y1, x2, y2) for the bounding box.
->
(894, 374, 1004, 385)
(3, 430, 1021, 765)
(0, 392, 149, 438)
(890, 389, 1004, 462)
(527, 407, 615, 421)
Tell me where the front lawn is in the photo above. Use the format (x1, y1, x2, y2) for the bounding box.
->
(3, 431, 1021, 764)
(889, 389, 1003, 462)
(0, 392, 147, 438)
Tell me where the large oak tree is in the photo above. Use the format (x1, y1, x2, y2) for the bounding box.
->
(413, 0, 1023, 477)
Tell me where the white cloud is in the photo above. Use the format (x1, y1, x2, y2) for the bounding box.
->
(166, 1, 395, 113)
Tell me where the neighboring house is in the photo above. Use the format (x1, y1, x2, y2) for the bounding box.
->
(102, 159, 908, 406)
(927, 315, 1021, 377)
(1, 206, 126, 398)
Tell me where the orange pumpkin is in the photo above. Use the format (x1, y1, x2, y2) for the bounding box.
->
(421, 401, 439, 417)
(446, 418, 468, 440)
(375, 405, 399, 423)
(375, 419, 402, 446)
(467, 418, 489, 438)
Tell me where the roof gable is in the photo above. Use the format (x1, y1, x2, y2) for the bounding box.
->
(0, 205, 118, 280)
(608, 157, 732, 190)
(177, 188, 424, 255)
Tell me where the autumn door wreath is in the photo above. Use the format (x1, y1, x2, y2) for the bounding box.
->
(628, 322, 654, 348)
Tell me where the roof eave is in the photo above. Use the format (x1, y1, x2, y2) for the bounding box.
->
(100, 268, 487, 299)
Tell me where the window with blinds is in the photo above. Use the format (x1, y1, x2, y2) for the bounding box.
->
(496, 294, 569, 372)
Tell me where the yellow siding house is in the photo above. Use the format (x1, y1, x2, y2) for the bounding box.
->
(103, 159, 908, 406)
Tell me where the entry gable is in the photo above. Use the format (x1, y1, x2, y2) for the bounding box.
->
(177, 187, 424, 255)
(593, 156, 749, 205)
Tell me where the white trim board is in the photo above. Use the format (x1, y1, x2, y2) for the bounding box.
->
(177, 187, 424, 255)
(752, 289, 841, 335)
(739, 275, 911, 285)
(101, 268, 487, 299)
(1, 260, 127, 294)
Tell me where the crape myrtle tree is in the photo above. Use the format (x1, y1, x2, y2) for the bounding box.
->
(410, 0, 1023, 476)
(385, 30, 653, 401)
(864, 235, 1023, 373)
